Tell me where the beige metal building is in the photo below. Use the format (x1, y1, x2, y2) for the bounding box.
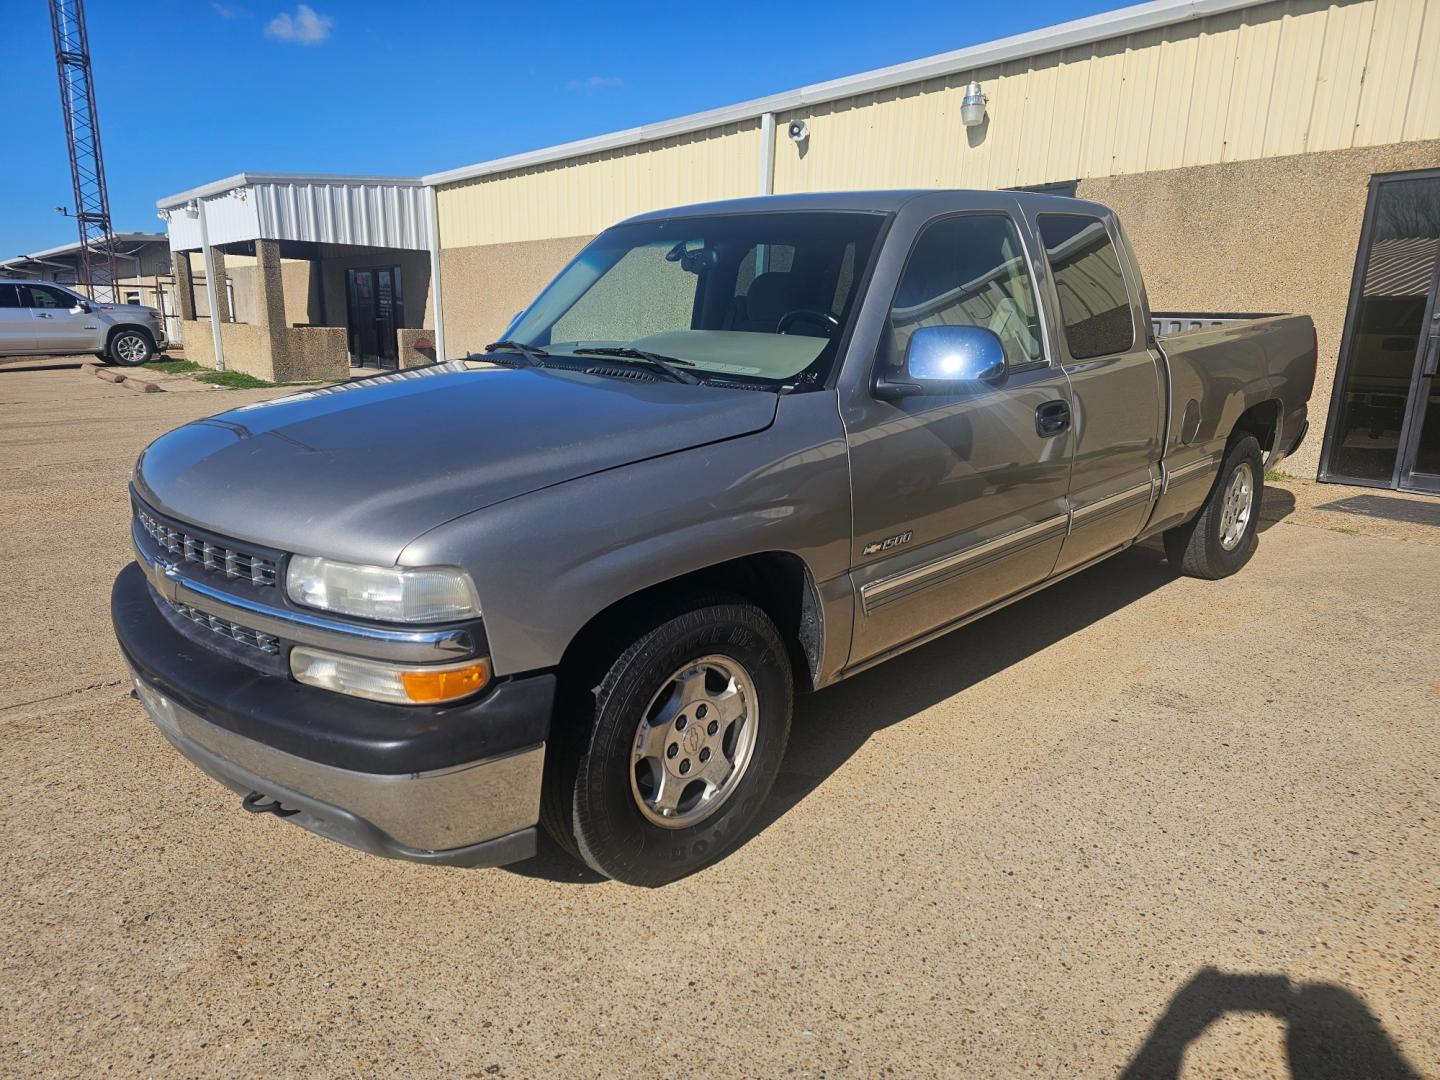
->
(162, 0, 1440, 491)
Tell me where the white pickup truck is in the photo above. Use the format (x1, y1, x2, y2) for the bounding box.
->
(0, 279, 167, 365)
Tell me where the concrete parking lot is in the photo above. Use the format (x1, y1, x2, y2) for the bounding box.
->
(2, 357, 1436, 1078)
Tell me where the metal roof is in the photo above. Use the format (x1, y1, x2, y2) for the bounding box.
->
(156, 172, 422, 210)
(422, 0, 1260, 188)
(1, 232, 167, 269)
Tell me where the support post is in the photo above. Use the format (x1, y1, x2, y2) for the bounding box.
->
(196, 198, 225, 371)
(758, 112, 776, 196)
(426, 185, 447, 362)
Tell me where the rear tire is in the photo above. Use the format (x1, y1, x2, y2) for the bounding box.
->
(1163, 434, 1264, 579)
(108, 329, 154, 367)
(543, 597, 792, 886)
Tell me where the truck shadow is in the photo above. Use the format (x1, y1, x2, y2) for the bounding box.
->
(510, 541, 1188, 885)
(754, 542, 1180, 835)
(1120, 967, 1420, 1079)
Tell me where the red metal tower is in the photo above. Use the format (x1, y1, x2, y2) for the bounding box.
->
(48, 0, 118, 301)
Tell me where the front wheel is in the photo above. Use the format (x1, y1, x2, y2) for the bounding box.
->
(108, 329, 154, 367)
(1164, 434, 1264, 579)
(545, 598, 793, 886)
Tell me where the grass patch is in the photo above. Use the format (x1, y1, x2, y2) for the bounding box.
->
(142, 359, 201, 374)
(1264, 469, 1294, 482)
(194, 370, 275, 389)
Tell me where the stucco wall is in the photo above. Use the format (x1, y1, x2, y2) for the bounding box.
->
(438, 234, 591, 357)
(1079, 139, 1440, 480)
(180, 319, 347, 382)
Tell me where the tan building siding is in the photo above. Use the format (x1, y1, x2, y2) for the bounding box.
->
(434, 0, 1438, 247)
(770, 0, 1439, 195)
(437, 123, 761, 248)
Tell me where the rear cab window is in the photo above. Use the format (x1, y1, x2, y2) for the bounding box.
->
(1036, 214, 1136, 359)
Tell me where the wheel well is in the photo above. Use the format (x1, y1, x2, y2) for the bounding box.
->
(557, 552, 823, 703)
(1231, 399, 1280, 455)
(107, 323, 155, 348)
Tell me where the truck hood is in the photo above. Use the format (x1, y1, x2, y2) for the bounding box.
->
(134, 362, 779, 565)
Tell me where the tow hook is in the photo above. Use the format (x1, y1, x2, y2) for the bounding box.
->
(242, 790, 299, 817)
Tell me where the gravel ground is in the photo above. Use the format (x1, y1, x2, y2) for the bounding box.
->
(1, 358, 1436, 1078)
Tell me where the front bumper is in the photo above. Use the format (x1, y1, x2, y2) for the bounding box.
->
(113, 562, 553, 867)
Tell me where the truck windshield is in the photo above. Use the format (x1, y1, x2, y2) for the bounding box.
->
(502, 211, 887, 388)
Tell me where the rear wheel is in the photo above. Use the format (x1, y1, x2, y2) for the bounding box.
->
(108, 329, 154, 367)
(1164, 434, 1264, 579)
(543, 598, 792, 886)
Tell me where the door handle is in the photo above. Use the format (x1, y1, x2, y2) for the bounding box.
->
(34, 312, 54, 319)
(1035, 400, 1071, 438)
(1424, 314, 1440, 377)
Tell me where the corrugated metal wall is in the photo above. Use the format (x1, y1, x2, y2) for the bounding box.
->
(438, 122, 762, 247)
(436, 0, 1439, 247)
(254, 182, 430, 250)
(772, 0, 1439, 193)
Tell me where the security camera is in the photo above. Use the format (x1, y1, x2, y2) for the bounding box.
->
(787, 119, 809, 143)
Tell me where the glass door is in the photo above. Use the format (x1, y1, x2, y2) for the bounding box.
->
(1322, 170, 1440, 492)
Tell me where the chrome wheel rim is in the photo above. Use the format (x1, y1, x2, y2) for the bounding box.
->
(115, 334, 146, 363)
(1219, 461, 1255, 551)
(630, 654, 759, 829)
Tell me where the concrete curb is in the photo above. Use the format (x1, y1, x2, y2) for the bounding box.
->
(79, 362, 166, 393)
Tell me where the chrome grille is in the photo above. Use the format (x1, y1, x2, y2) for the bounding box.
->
(136, 508, 277, 587)
(164, 598, 281, 655)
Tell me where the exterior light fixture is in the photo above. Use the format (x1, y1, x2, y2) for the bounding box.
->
(156, 209, 171, 223)
(960, 80, 988, 127)
(787, 119, 809, 144)
(184, 200, 200, 219)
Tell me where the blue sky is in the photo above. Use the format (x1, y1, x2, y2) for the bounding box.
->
(3, 0, 1117, 256)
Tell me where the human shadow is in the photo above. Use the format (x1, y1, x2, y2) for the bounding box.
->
(1121, 967, 1420, 1079)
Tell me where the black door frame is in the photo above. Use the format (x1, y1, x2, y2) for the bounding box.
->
(344, 265, 405, 368)
(1319, 166, 1440, 493)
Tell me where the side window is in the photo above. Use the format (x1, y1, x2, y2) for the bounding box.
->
(1036, 214, 1135, 359)
(550, 240, 698, 343)
(21, 284, 74, 309)
(887, 214, 1044, 370)
(0, 284, 20, 309)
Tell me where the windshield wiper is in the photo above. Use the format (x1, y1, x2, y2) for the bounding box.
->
(572, 346, 703, 385)
(482, 340, 550, 368)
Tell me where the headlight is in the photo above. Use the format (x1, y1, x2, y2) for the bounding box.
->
(286, 556, 480, 623)
(291, 647, 491, 705)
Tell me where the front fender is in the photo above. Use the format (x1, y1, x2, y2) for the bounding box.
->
(400, 392, 854, 677)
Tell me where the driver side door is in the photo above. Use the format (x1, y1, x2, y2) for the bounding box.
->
(22, 283, 101, 354)
(843, 210, 1075, 667)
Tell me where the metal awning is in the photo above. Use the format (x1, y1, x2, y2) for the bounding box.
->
(156, 173, 429, 252)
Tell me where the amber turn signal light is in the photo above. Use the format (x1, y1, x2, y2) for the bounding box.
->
(400, 660, 492, 704)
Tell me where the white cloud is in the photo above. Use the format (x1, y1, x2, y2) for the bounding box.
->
(565, 75, 624, 92)
(211, 2, 244, 17)
(265, 4, 333, 44)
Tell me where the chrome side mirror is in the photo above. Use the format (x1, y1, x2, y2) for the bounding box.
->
(875, 324, 1007, 401)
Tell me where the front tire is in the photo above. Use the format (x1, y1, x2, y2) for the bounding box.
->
(1164, 434, 1264, 579)
(546, 598, 793, 886)
(108, 329, 154, 367)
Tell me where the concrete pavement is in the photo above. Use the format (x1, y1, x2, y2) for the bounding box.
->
(1, 358, 1435, 1077)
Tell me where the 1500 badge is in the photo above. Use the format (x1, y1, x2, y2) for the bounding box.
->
(862, 530, 912, 557)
